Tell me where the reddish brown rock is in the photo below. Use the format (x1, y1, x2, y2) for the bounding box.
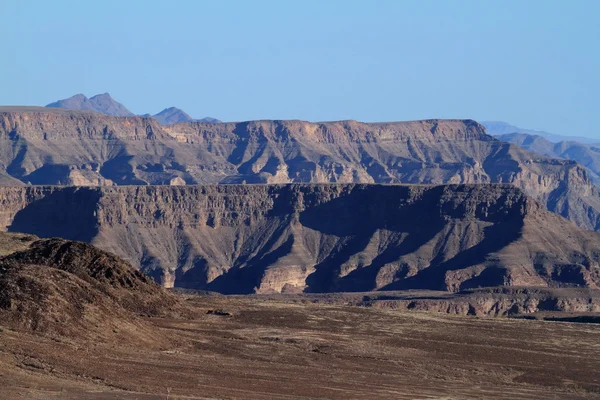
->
(0, 184, 599, 293)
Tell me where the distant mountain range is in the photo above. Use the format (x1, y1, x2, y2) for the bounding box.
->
(46, 93, 221, 124)
(46, 93, 134, 117)
(148, 107, 221, 125)
(496, 132, 600, 185)
(483, 121, 600, 185)
(482, 121, 598, 144)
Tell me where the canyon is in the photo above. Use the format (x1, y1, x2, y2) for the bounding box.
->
(2, 107, 600, 231)
(5, 4, 599, 398)
(1, 107, 599, 399)
(1, 183, 599, 293)
(1, 227, 599, 399)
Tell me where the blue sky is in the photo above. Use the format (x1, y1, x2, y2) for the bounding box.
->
(2, 0, 599, 136)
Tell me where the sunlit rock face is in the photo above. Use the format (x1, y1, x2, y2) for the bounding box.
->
(1, 183, 599, 294)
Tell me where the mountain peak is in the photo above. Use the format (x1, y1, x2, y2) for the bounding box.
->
(45, 93, 221, 123)
(46, 93, 133, 117)
(197, 116, 222, 124)
(89, 92, 112, 100)
(153, 107, 193, 125)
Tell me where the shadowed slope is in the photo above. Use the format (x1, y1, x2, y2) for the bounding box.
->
(1, 184, 599, 293)
(0, 234, 184, 338)
(1, 109, 600, 229)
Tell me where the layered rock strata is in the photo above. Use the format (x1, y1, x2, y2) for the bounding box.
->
(0, 184, 599, 293)
(1, 108, 600, 230)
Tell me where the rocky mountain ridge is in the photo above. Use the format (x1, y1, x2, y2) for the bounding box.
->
(46, 93, 134, 117)
(151, 107, 221, 124)
(45, 93, 220, 124)
(483, 121, 599, 144)
(1, 108, 600, 230)
(497, 132, 600, 184)
(152, 107, 194, 124)
(1, 184, 599, 294)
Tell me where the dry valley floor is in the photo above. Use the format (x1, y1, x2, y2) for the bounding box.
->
(1, 294, 600, 399)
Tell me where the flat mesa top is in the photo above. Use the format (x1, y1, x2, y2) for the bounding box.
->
(0, 106, 98, 115)
(0, 106, 479, 127)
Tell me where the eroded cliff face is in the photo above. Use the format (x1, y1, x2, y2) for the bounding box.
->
(1, 184, 599, 294)
(356, 287, 600, 317)
(1, 109, 600, 230)
(0, 107, 219, 186)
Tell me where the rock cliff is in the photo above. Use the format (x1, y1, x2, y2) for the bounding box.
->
(332, 287, 600, 317)
(1, 184, 599, 294)
(498, 132, 600, 185)
(1, 108, 600, 230)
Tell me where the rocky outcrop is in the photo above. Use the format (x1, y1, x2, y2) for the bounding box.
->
(359, 287, 600, 317)
(1, 184, 599, 294)
(2, 108, 600, 230)
(0, 233, 183, 337)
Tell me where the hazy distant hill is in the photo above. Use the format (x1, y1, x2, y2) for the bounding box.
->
(153, 107, 221, 125)
(153, 107, 194, 124)
(46, 93, 220, 124)
(46, 93, 134, 117)
(497, 132, 600, 184)
(482, 121, 599, 144)
(196, 116, 222, 123)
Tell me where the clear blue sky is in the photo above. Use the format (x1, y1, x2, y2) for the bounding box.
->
(2, 0, 599, 136)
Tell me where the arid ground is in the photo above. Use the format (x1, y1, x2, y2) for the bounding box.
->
(2, 294, 600, 399)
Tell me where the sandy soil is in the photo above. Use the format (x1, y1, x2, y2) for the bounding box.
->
(1, 294, 600, 399)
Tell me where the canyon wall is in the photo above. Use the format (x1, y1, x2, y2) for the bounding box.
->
(0, 184, 599, 294)
(1, 108, 600, 230)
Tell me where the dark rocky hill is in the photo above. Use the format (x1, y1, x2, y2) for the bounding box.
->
(1, 184, 599, 294)
(0, 233, 183, 337)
